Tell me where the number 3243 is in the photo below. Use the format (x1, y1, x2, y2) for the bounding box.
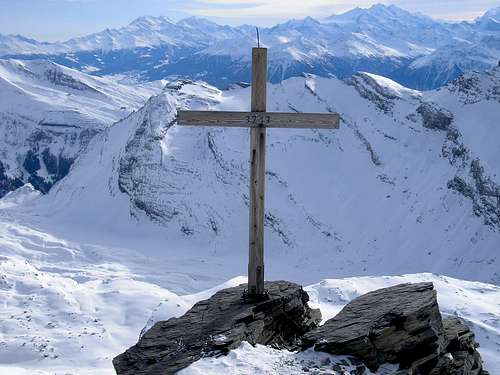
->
(246, 114, 271, 126)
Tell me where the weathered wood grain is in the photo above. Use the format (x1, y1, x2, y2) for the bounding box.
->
(248, 47, 267, 296)
(177, 111, 340, 129)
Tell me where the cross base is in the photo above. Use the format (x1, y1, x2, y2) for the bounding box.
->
(241, 289, 270, 303)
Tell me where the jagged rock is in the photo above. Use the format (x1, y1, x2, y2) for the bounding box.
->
(417, 102, 454, 130)
(44, 68, 99, 92)
(303, 283, 445, 371)
(0, 160, 23, 198)
(447, 67, 500, 105)
(113, 281, 321, 375)
(303, 283, 488, 374)
(426, 317, 489, 375)
(347, 72, 399, 114)
(112, 281, 489, 374)
(385, 318, 489, 374)
(448, 159, 500, 229)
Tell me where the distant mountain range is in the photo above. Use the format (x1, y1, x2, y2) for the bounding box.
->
(1, 4, 499, 90)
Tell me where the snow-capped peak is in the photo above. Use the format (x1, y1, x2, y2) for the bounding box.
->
(0, 5, 498, 92)
(129, 15, 174, 30)
(326, 3, 430, 25)
(177, 16, 220, 29)
(482, 6, 500, 21)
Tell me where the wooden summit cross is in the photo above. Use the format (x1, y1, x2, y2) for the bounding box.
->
(177, 48, 340, 298)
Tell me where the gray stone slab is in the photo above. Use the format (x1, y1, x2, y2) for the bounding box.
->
(113, 280, 321, 375)
(303, 283, 445, 371)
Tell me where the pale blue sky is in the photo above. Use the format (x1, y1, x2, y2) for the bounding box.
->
(1, 0, 499, 42)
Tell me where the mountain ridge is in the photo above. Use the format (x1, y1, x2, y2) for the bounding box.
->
(23, 67, 499, 287)
(1, 4, 498, 90)
(0, 58, 164, 196)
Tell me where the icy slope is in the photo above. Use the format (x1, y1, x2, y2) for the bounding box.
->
(33, 69, 500, 286)
(0, 34, 67, 56)
(0, 59, 164, 196)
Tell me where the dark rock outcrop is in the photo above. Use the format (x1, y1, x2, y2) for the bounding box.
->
(113, 281, 321, 375)
(303, 282, 488, 374)
(426, 317, 489, 375)
(448, 159, 500, 230)
(0, 160, 23, 198)
(417, 102, 454, 131)
(389, 317, 489, 374)
(0, 115, 99, 199)
(303, 282, 444, 371)
(113, 281, 488, 375)
(347, 72, 399, 114)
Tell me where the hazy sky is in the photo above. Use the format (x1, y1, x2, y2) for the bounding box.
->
(0, 0, 499, 42)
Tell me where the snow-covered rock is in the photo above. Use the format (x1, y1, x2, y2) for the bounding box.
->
(114, 280, 321, 374)
(0, 58, 164, 197)
(0, 184, 41, 209)
(183, 274, 500, 375)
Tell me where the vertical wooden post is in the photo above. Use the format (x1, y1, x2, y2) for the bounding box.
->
(248, 47, 267, 296)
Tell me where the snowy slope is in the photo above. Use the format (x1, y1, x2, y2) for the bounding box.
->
(0, 58, 164, 196)
(0, 34, 68, 56)
(0, 63, 498, 373)
(22, 68, 500, 289)
(388, 9, 500, 89)
(0, 70, 497, 374)
(0, 187, 498, 373)
(392, 37, 500, 90)
(0, 203, 498, 375)
(1, 5, 498, 89)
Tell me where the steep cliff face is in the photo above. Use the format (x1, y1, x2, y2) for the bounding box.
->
(0, 106, 99, 195)
(41, 69, 500, 285)
(0, 59, 163, 198)
(429, 68, 500, 231)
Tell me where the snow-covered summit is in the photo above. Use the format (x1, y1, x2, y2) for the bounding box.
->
(480, 6, 500, 22)
(130, 15, 174, 29)
(1, 5, 498, 90)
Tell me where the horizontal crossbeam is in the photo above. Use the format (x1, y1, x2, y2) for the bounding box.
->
(177, 111, 340, 129)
